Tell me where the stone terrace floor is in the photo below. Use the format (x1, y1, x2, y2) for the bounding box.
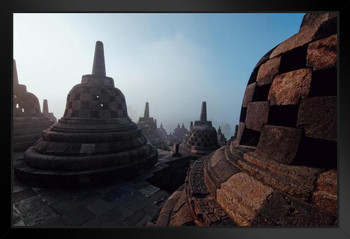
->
(12, 150, 172, 227)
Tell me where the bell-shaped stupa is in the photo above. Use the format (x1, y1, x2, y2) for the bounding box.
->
(14, 41, 158, 187)
(170, 123, 188, 145)
(179, 102, 220, 157)
(217, 127, 227, 146)
(13, 60, 54, 152)
(155, 12, 337, 226)
(138, 102, 168, 150)
(42, 99, 57, 124)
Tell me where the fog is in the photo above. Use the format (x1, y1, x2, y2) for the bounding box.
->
(13, 13, 304, 138)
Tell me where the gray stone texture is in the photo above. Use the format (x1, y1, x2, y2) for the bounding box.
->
(245, 101, 270, 132)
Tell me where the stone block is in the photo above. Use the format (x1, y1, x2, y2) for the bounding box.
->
(124, 195, 153, 213)
(135, 215, 153, 226)
(36, 188, 80, 205)
(141, 204, 160, 218)
(268, 68, 312, 105)
(85, 198, 115, 216)
(90, 101, 100, 111)
(307, 34, 337, 70)
(124, 210, 146, 226)
(297, 96, 337, 141)
(138, 184, 160, 197)
(50, 198, 82, 215)
(99, 110, 111, 118)
(217, 172, 273, 225)
(72, 101, 81, 110)
(245, 101, 270, 132)
(312, 191, 337, 215)
(208, 147, 239, 187)
(256, 56, 281, 86)
(80, 92, 93, 101)
(75, 190, 103, 205)
(169, 199, 194, 226)
(12, 188, 37, 203)
(61, 206, 95, 226)
(316, 170, 337, 195)
(220, 172, 273, 211)
(13, 196, 57, 226)
(80, 144, 96, 154)
(114, 206, 134, 218)
(13, 180, 30, 194)
(235, 123, 245, 145)
(257, 125, 303, 164)
(65, 109, 73, 118)
(312, 169, 338, 214)
(37, 216, 67, 227)
(242, 83, 256, 107)
(253, 192, 336, 226)
(270, 13, 334, 59)
(148, 190, 170, 204)
(81, 208, 125, 227)
(79, 109, 90, 118)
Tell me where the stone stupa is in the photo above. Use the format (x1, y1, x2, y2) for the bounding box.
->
(42, 99, 57, 124)
(217, 126, 227, 146)
(179, 102, 220, 158)
(155, 12, 337, 226)
(138, 102, 168, 150)
(14, 41, 158, 188)
(13, 60, 55, 152)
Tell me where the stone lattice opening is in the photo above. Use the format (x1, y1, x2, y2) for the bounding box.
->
(278, 45, 308, 74)
(267, 105, 299, 127)
(309, 68, 337, 97)
(247, 66, 260, 85)
(239, 128, 260, 146)
(294, 136, 337, 169)
(239, 107, 247, 122)
(252, 84, 271, 102)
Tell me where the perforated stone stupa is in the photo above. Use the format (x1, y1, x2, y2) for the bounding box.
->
(14, 41, 158, 187)
(13, 60, 55, 152)
(155, 12, 337, 226)
(138, 102, 168, 150)
(179, 102, 220, 157)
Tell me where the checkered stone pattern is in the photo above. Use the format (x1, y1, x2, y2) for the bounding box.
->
(63, 84, 128, 119)
(235, 13, 337, 168)
(162, 13, 338, 227)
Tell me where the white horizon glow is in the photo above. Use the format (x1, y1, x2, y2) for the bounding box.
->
(13, 13, 304, 136)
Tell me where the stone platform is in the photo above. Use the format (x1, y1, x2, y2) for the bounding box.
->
(12, 151, 170, 227)
(12, 149, 196, 227)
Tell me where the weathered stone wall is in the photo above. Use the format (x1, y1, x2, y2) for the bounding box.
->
(236, 12, 337, 169)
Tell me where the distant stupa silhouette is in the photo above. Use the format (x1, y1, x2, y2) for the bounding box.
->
(137, 102, 168, 150)
(42, 99, 57, 123)
(13, 59, 55, 151)
(179, 101, 220, 157)
(14, 41, 158, 187)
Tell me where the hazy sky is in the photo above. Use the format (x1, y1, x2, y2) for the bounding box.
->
(13, 13, 304, 136)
